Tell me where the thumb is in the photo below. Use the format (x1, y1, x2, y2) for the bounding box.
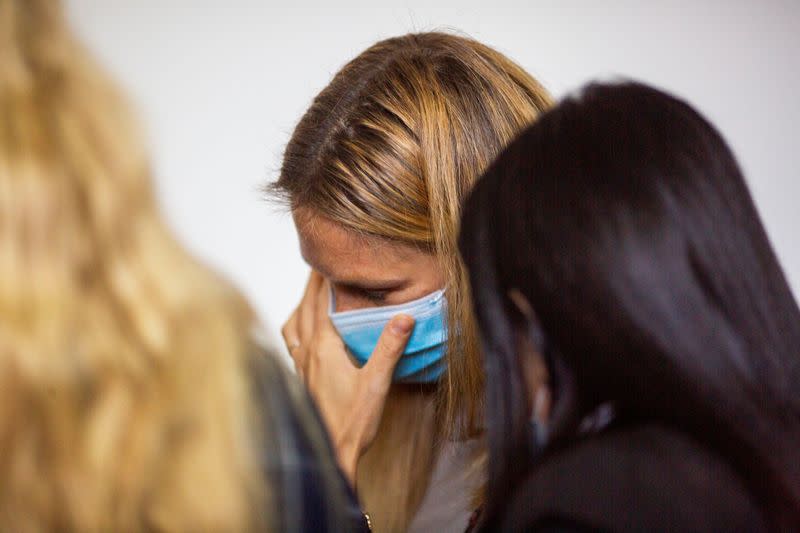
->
(362, 314, 414, 389)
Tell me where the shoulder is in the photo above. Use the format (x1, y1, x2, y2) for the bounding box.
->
(499, 424, 767, 532)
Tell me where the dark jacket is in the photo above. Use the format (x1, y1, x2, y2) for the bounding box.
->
(495, 424, 767, 532)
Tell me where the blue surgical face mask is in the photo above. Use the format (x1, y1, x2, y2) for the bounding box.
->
(328, 287, 448, 383)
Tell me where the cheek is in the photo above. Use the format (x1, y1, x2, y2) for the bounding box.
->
(516, 330, 549, 401)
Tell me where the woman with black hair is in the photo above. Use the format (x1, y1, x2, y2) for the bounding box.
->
(458, 82, 800, 531)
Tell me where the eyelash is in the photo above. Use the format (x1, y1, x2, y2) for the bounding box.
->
(360, 291, 386, 304)
(335, 284, 391, 304)
(357, 289, 388, 304)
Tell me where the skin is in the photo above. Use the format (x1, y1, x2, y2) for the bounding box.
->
(281, 209, 445, 485)
(509, 289, 551, 423)
(294, 209, 445, 311)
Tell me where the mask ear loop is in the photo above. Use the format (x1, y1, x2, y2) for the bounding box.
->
(508, 289, 580, 455)
(524, 316, 552, 451)
(525, 313, 619, 457)
(527, 316, 581, 454)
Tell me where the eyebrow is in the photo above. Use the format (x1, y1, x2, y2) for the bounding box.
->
(301, 253, 407, 290)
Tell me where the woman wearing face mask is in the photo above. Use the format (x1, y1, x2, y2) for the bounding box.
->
(458, 82, 800, 531)
(270, 33, 552, 532)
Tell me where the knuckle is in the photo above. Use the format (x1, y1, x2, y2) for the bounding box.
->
(363, 375, 387, 397)
(320, 329, 341, 345)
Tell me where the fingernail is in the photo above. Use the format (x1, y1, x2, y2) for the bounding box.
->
(391, 314, 414, 335)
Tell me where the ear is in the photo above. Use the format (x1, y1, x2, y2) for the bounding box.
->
(508, 288, 550, 420)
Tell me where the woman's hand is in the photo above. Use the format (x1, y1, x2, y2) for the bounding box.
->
(281, 271, 414, 485)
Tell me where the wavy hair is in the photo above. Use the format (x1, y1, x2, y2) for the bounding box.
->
(0, 2, 352, 531)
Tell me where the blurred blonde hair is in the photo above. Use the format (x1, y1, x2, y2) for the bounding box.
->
(272, 32, 552, 531)
(0, 1, 266, 530)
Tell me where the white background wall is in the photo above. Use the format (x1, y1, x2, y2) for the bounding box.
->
(66, 0, 799, 350)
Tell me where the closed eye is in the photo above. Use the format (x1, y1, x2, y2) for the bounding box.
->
(336, 283, 392, 305)
(353, 287, 389, 304)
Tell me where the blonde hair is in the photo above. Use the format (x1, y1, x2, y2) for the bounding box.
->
(272, 32, 552, 531)
(0, 1, 262, 530)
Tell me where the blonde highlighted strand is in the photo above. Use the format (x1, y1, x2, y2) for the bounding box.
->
(271, 31, 553, 531)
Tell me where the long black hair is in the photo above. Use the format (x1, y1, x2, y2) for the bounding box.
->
(458, 82, 800, 529)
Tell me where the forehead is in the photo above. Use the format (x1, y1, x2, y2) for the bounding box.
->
(293, 208, 416, 280)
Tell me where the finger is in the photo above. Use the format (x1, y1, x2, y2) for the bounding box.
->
(362, 314, 414, 391)
(281, 310, 306, 371)
(312, 281, 346, 350)
(281, 310, 299, 351)
(298, 271, 324, 341)
(314, 276, 332, 326)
